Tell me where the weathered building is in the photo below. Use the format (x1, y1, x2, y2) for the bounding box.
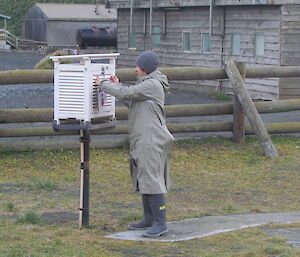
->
(107, 0, 300, 100)
(0, 14, 11, 49)
(23, 3, 117, 47)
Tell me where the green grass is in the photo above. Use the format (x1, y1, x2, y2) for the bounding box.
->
(209, 91, 232, 101)
(0, 136, 299, 256)
(3, 202, 15, 213)
(34, 49, 78, 70)
(22, 178, 57, 191)
(16, 211, 43, 225)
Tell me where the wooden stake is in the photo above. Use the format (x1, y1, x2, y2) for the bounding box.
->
(232, 62, 245, 143)
(225, 60, 279, 158)
(233, 94, 245, 143)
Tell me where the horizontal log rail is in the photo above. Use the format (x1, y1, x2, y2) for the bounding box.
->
(0, 99, 299, 138)
(1, 122, 300, 138)
(1, 99, 300, 124)
(226, 60, 279, 158)
(1, 63, 300, 152)
(2, 65, 300, 85)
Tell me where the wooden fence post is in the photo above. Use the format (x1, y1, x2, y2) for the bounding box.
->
(225, 60, 279, 158)
(233, 62, 245, 143)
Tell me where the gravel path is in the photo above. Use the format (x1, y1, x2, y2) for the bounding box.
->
(0, 50, 226, 109)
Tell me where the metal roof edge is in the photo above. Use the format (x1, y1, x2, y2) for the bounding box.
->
(46, 18, 117, 22)
(0, 14, 11, 19)
(106, 0, 298, 9)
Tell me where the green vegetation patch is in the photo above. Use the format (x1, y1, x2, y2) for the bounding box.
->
(16, 211, 43, 225)
(22, 178, 57, 191)
(0, 136, 299, 256)
(2, 202, 16, 213)
(209, 91, 232, 101)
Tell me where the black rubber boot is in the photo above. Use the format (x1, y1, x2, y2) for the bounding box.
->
(143, 194, 168, 237)
(128, 194, 153, 230)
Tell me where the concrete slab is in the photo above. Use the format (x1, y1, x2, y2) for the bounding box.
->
(262, 227, 300, 248)
(105, 212, 300, 242)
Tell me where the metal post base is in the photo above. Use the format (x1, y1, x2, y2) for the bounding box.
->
(79, 129, 90, 228)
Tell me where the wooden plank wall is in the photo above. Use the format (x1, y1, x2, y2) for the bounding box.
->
(117, 7, 223, 92)
(117, 7, 223, 65)
(279, 5, 300, 99)
(116, 5, 282, 99)
(222, 5, 281, 100)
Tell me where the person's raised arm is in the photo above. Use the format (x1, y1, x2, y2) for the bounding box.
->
(96, 75, 155, 102)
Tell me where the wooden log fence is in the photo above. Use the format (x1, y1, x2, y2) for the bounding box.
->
(3, 65, 300, 85)
(0, 121, 299, 137)
(1, 62, 300, 156)
(0, 100, 300, 137)
(1, 117, 300, 138)
(1, 100, 300, 124)
(226, 60, 278, 158)
(2, 121, 300, 138)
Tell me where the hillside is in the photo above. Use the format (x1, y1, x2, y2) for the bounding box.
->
(0, 0, 104, 36)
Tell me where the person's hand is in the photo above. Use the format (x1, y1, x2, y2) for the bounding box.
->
(95, 75, 102, 86)
(109, 75, 120, 83)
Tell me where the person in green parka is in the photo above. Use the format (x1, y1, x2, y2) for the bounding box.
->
(96, 50, 174, 237)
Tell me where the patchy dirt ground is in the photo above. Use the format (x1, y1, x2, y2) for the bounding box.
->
(0, 138, 300, 256)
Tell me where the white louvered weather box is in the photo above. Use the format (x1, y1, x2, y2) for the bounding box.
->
(50, 53, 119, 130)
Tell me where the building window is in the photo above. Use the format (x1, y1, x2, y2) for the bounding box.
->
(232, 33, 240, 55)
(255, 33, 264, 56)
(152, 26, 161, 49)
(183, 32, 191, 51)
(202, 33, 211, 52)
(128, 25, 136, 49)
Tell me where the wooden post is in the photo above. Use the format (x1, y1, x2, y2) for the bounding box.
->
(225, 59, 279, 158)
(233, 62, 245, 143)
(233, 95, 245, 143)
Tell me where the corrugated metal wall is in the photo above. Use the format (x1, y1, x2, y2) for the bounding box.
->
(23, 5, 47, 42)
(47, 21, 116, 46)
(23, 5, 117, 46)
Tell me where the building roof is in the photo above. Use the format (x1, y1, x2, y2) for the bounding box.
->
(0, 14, 11, 20)
(35, 3, 116, 21)
(106, 0, 298, 9)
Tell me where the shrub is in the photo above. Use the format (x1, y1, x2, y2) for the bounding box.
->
(23, 178, 57, 191)
(16, 211, 42, 225)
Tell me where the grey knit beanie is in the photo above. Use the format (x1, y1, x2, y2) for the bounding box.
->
(135, 50, 159, 74)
